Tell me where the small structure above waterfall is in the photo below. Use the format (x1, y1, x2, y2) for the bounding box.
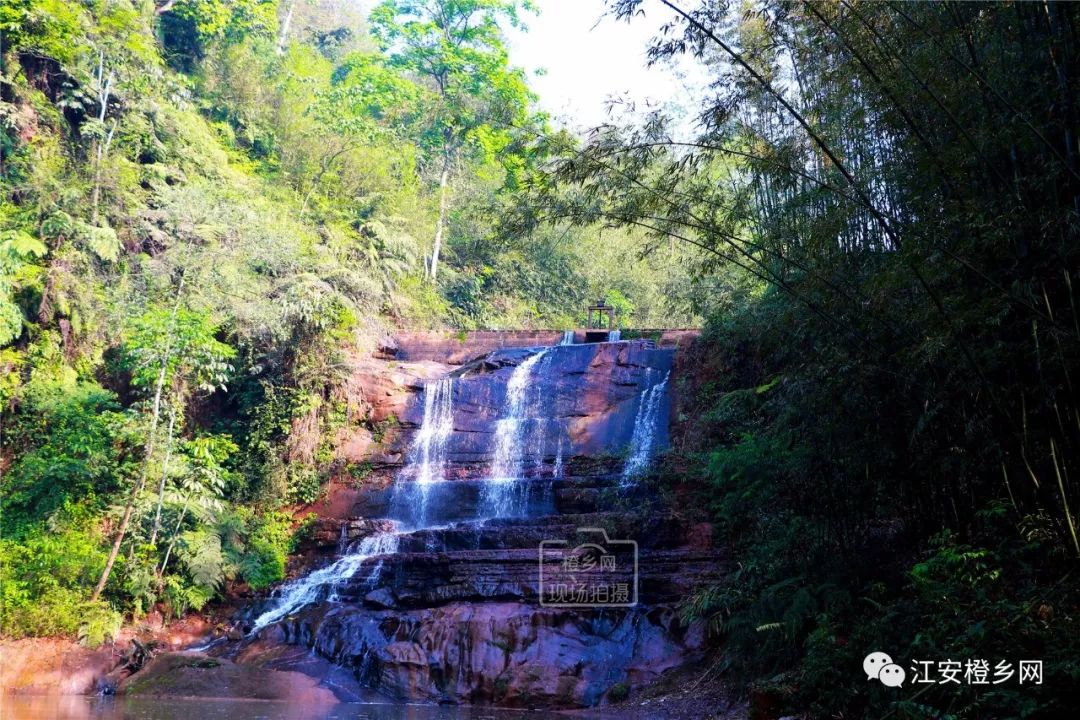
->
(585, 299, 617, 343)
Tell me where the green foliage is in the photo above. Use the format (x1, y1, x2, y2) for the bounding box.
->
(319, 52, 422, 139)
(75, 221, 120, 263)
(0, 228, 48, 346)
(286, 465, 322, 505)
(0, 0, 697, 645)
(176, 528, 226, 590)
(161, 0, 278, 66)
(680, 313, 1080, 716)
(369, 0, 537, 163)
(1, 380, 135, 537)
(77, 604, 123, 649)
(602, 289, 634, 325)
(163, 575, 213, 618)
(122, 306, 235, 395)
(0, 0, 84, 65)
(238, 510, 292, 589)
(0, 520, 109, 638)
(520, 2, 1080, 714)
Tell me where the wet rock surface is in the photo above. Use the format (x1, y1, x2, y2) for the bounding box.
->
(392, 341, 676, 466)
(329, 340, 679, 475)
(237, 501, 726, 707)
(230, 482, 727, 705)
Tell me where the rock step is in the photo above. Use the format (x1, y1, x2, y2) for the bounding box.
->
(350, 476, 658, 521)
(375, 512, 702, 554)
(331, 545, 727, 608)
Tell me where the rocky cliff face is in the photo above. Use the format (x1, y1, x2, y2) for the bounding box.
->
(392, 341, 675, 468)
(207, 335, 721, 709)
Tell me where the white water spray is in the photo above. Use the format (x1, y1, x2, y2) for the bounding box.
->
(607, 329, 621, 342)
(559, 330, 575, 345)
(488, 349, 548, 482)
(622, 370, 670, 481)
(482, 348, 549, 516)
(251, 529, 401, 632)
(407, 376, 455, 485)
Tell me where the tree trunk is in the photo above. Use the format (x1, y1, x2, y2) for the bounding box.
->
(148, 402, 178, 548)
(158, 505, 189, 576)
(429, 152, 451, 281)
(90, 53, 114, 226)
(90, 361, 166, 601)
(91, 275, 184, 602)
(277, 0, 295, 55)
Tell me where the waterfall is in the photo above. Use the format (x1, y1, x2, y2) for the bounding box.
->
(608, 329, 621, 342)
(252, 376, 460, 632)
(248, 340, 676, 641)
(482, 348, 549, 516)
(336, 524, 348, 555)
(251, 529, 401, 632)
(559, 330, 575, 345)
(389, 376, 455, 527)
(622, 370, 670, 481)
(488, 349, 548, 482)
(406, 376, 455, 485)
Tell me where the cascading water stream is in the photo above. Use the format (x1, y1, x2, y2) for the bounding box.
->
(622, 370, 670, 482)
(553, 437, 565, 479)
(251, 528, 401, 632)
(250, 378, 459, 632)
(482, 348, 549, 516)
(608, 329, 621, 342)
(393, 376, 455, 527)
(488, 349, 548, 482)
(559, 330, 575, 345)
(407, 376, 455, 486)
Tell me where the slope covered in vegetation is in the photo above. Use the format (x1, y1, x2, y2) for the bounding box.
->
(0, 0, 702, 643)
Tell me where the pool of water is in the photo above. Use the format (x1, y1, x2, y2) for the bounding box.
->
(0, 696, 549, 720)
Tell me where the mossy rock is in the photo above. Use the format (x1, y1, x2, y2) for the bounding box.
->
(120, 652, 336, 704)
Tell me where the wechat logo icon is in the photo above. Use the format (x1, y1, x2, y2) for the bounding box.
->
(864, 651, 905, 687)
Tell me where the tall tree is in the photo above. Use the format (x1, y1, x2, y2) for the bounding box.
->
(91, 298, 235, 601)
(369, 0, 536, 280)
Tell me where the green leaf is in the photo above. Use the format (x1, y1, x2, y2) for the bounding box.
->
(75, 223, 120, 263)
(1, 230, 47, 258)
(0, 299, 23, 346)
(177, 530, 225, 590)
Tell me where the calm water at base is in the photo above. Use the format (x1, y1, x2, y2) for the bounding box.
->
(0, 697, 553, 720)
